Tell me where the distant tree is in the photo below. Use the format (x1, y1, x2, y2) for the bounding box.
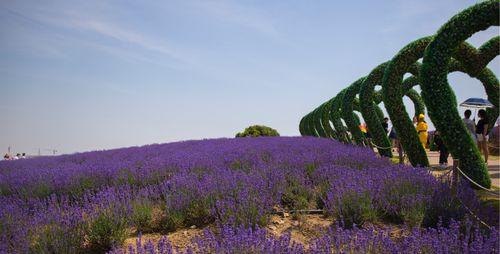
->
(236, 125, 280, 138)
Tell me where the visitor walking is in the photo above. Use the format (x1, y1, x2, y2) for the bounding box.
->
(433, 131, 449, 168)
(416, 114, 428, 148)
(476, 109, 489, 163)
(3, 154, 9, 160)
(382, 117, 389, 134)
(463, 110, 476, 142)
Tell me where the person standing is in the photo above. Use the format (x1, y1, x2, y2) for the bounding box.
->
(476, 109, 489, 163)
(463, 110, 476, 142)
(382, 117, 389, 134)
(416, 114, 428, 148)
(433, 131, 449, 168)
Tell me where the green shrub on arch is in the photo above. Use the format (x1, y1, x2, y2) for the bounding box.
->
(341, 77, 367, 145)
(330, 90, 350, 143)
(360, 62, 427, 158)
(382, 36, 433, 167)
(320, 99, 337, 138)
(360, 62, 393, 157)
(311, 107, 327, 137)
(421, 0, 499, 188)
(299, 116, 307, 136)
(304, 113, 318, 137)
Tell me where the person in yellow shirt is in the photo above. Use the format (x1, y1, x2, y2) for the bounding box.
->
(416, 114, 428, 148)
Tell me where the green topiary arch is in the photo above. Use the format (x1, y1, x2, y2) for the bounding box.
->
(302, 113, 315, 136)
(312, 107, 327, 137)
(341, 77, 367, 145)
(299, 116, 306, 136)
(320, 99, 337, 138)
(307, 113, 319, 137)
(382, 36, 433, 167)
(421, 0, 499, 188)
(329, 90, 350, 143)
(382, 34, 499, 168)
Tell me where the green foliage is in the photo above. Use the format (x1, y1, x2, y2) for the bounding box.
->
(330, 90, 351, 143)
(405, 89, 426, 116)
(29, 223, 84, 254)
(327, 191, 377, 228)
(301, 1, 498, 190)
(382, 36, 433, 167)
(360, 62, 393, 157)
(299, 117, 306, 136)
(236, 125, 280, 138)
(312, 107, 327, 137)
(281, 177, 314, 210)
(320, 99, 337, 138)
(131, 202, 154, 233)
(421, 0, 498, 188)
(305, 113, 319, 137)
(341, 78, 366, 145)
(86, 212, 129, 253)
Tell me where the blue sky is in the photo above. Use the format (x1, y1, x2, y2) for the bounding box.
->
(1, 0, 498, 155)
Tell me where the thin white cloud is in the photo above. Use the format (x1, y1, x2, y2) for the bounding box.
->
(189, 1, 281, 39)
(2, 2, 191, 64)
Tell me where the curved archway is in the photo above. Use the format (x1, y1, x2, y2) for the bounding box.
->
(382, 36, 433, 167)
(421, 0, 499, 188)
(312, 107, 327, 137)
(360, 62, 428, 157)
(360, 62, 393, 157)
(299, 116, 306, 136)
(320, 99, 337, 138)
(341, 77, 367, 145)
(307, 113, 319, 137)
(330, 90, 350, 143)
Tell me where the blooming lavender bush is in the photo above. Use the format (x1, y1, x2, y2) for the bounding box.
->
(0, 137, 496, 253)
(111, 220, 498, 254)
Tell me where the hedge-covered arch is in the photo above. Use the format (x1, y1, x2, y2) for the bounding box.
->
(300, 114, 310, 136)
(451, 38, 500, 129)
(299, 116, 306, 136)
(302, 113, 312, 136)
(312, 107, 327, 137)
(360, 60, 427, 158)
(320, 99, 337, 139)
(341, 77, 367, 145)
(360, 62, 393, 157)
(330, 90, 350, 143)
(307, 113, 319, 137)
(400, 57, 499, 128)
(421, 0, 499, 188)
(382, 36, 434, 167)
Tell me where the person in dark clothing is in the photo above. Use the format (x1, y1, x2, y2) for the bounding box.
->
(433, 131, 449, 168)
(382, 117, 389, 134)
(476, 109, 489, 163)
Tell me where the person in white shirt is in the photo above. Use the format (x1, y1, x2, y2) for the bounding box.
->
(463, 110, 476, 142)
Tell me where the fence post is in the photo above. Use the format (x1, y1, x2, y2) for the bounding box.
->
(452, 159, 460, 195)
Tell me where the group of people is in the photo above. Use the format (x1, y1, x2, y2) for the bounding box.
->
(434, 109, 491, 167)
(3, 153, 26, 161)
(362, 109, 494, 168)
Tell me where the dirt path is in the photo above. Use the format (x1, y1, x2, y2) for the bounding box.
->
(389, 150, 500, 188)
(426, 151, 500, 188)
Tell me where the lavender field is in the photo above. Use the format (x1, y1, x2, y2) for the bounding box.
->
(0, 137, 498, 253)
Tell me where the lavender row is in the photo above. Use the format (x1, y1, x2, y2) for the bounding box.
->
(110, 221, 499, 254)
(0, 137, 495, 253)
